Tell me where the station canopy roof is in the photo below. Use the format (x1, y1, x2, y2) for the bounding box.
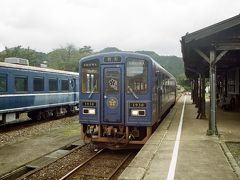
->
(181, 14, 240, 79)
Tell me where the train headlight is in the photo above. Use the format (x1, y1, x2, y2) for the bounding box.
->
(131, 110, 146, 116)
(83, 108, 96, 115)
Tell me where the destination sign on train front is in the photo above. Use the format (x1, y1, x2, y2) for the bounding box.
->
(82, 59, 99, 68)
(104, 56, 121, 63)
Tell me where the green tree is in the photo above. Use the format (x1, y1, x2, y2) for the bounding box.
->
(47, 45, 93, 72)
(0, 46, 47, 66)
(99, 47, 121, 53)
(136, 51, 184, 78)
(177, 73, 191, 91)
(79, 46, 93, 55)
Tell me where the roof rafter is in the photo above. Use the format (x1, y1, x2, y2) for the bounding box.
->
(194, 48, 210, 63)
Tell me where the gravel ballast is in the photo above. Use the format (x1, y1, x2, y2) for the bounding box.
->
(0, 115, 79, 146)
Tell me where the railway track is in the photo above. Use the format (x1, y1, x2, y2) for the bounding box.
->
(60, 149, 134, 180)
(0, 143, 94, 180)
(1, 142, 136, 180)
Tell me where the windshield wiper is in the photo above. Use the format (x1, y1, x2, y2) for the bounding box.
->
(128, 86, 139, 99)
(88, 85, 96, 99)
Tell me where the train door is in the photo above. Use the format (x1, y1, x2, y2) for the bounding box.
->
(101, 65, 124, 124)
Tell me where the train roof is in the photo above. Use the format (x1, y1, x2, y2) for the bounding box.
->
(0, 62, 78, 76)
(80, 51, 152, 61)
(80, 51, 175, 79)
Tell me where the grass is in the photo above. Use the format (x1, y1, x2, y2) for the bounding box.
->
(226, 142, 240, 166)
(56, 123, 80, 137)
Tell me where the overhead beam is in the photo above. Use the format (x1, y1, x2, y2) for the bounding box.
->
(215, 42, 240, 51)
(194, 48, 210, 63)
(216, 50, 228, 63)
(185, 67, 201, 75)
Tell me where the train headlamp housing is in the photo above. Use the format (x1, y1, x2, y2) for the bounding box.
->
(131, 109, 146, 116)
(83, 108, 96, 115)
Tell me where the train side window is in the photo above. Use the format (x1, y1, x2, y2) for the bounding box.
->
(162, 75, 166, 93)
(34, 77, 44, 91)
(15, 76, 28, 92)
(126, 58, 148, 94)
(70, 79, 76, 90)
(61, 80, 69, 91)
(49, 78, 58, 92)
(0, 74, 7, 92)
(155, 71, 159, 93)
(166, 79, 169, 93)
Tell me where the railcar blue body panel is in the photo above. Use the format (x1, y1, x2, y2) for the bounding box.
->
(0, 93, 78, 113)
(0, 62, 79, 115)
(79, 100, 100, 124)
(126, 100, 152, 126)
(79, 52, 165, 126)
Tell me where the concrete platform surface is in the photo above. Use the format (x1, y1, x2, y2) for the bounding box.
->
(119, 95, 240, 180)
(0, 123, 81, 176)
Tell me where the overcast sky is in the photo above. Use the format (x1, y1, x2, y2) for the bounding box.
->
(0, 0, 239, 57)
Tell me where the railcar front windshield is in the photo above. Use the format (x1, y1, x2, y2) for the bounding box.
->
(81, 59, 99, 93)
(126, 58, 148, 94)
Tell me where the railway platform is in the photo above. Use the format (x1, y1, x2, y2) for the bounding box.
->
(119, 95, 240, 180)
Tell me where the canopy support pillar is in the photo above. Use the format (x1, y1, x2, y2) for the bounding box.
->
(207, 50, 218, 135)
(200, 74, 206, 119)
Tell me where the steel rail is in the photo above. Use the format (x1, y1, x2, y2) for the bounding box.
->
(59, 148, 105, 180)
(106, 152, 132, 180)
(0, 143, 87, 180)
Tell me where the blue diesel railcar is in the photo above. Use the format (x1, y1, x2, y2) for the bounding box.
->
(79, 52, 176, 149)
(0, 61, 79, 123)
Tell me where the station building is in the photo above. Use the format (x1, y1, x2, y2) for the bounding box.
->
(181, 14, 240, 135)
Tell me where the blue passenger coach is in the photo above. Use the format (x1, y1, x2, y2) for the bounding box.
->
(0, 61, 79, 123)
(79, 52, 176, 149)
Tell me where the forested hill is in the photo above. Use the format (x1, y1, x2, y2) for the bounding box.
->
(0, 45, 185, 80)
(100, 48, 184, 78)
(136, 51, 184, 78)
(99, 47, 121, 53)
